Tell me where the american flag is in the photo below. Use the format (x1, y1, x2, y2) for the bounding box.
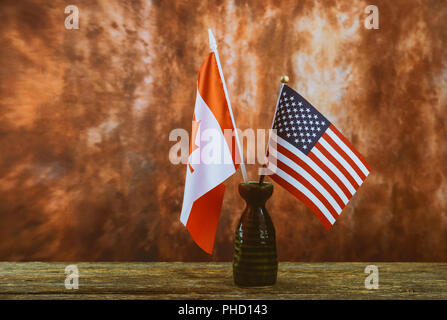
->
(266, 84, 371, 229)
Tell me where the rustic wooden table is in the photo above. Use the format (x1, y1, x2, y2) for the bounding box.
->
(0, 262, 446, 299)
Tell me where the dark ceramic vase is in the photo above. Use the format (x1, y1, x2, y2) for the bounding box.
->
(233, 181, 278, 287)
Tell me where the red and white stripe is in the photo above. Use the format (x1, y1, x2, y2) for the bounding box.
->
(267, 124, 371, 229)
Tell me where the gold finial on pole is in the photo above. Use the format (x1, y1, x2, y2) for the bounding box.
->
(280, 75, 289, 84)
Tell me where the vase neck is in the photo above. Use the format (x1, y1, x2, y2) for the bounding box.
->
(239, 182, 273, 207)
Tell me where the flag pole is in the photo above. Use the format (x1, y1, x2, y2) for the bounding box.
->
(208, 29, 248, 183)
(259, 75, 288, 184)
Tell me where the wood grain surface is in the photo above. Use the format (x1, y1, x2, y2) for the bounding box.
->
(1, 263, 447, 299)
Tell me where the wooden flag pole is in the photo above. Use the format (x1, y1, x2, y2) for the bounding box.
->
(259, 75, 289, 184)
(208, 29, 248, 183)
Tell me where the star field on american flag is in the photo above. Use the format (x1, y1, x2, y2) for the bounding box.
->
(273, 85, 331, 155)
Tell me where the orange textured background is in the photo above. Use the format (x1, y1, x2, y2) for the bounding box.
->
(0, 0, 446, 261)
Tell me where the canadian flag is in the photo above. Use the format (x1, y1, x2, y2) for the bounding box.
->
(180, 31, 244, 254)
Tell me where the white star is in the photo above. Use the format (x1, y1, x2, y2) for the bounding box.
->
(300, 133, 304, 137)
(311, 127, 315, 131)
(303, 120, 307, 124)
(284, 97, 288, 101)
(306, 108, 310, 112)
(279, 128, 283, 132)
(308, 114, 312, 118)
(298, 102, 302, 106)
(295, 139, 299, 143)
(287, 133, 291, 137)
(309, 121, 313, 125)
(290, 120, 294, 125)
(314, 115, 318, 119)
(299, 108, 304, 112)
(293, 108, 297, 112)
(293, 133, 297, 137)
(317, 127, 321, 131)
(286, 103, 290, 107)
(321, 121, 325, 126)
(292, 102, 296, 106)
(294, 114, 299, 118)
(305, 126, 309, 130)
(307, 139, 311, 143)
(301, 139, 306, 143)
(312, 133, 316, 137)
(290, 97, 294, 101)
(303, 145, 307, 149)
(306, 133, 310, 137)
(285, 127, 289, 131)
(291, 127, 296, 131)
(283, 92, 286, 96)
(298, 126, 302, 131)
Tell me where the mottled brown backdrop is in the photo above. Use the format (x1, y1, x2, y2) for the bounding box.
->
(0, 0, 446, 261)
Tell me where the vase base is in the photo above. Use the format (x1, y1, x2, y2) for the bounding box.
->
(234, 282, 276, 288)
(233, 273, 277, 288)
